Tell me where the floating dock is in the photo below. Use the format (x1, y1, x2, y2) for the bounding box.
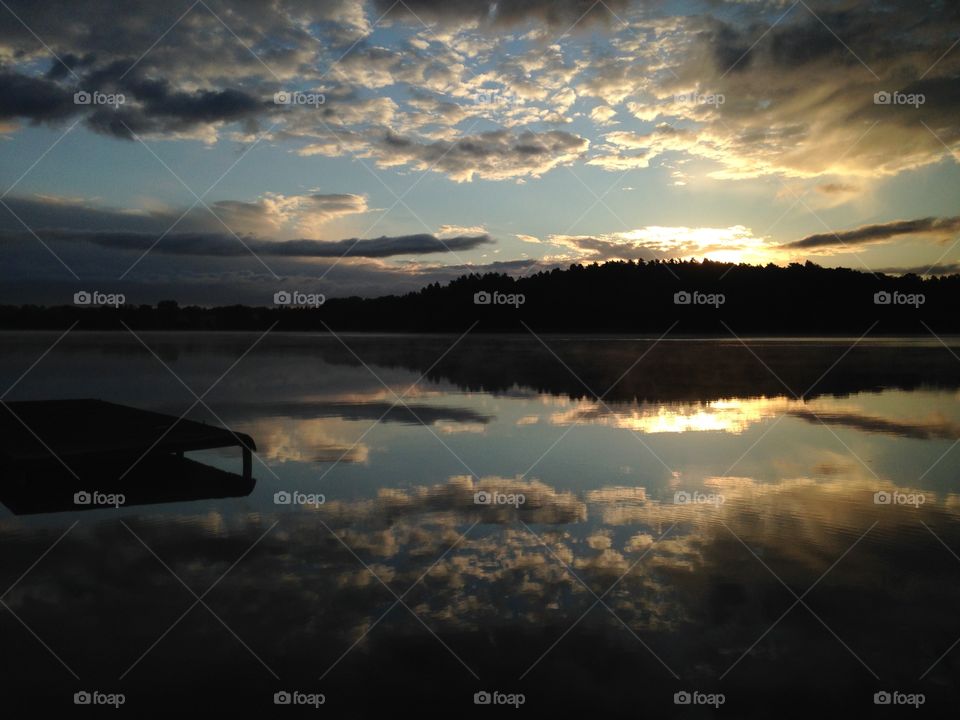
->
(0, 399, 256, 514)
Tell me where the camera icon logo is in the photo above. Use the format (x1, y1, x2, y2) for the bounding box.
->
(74, 691, 92, 705)
(474, 491, 492, 505)
(673, 291, 691, 305)
(674, 490, 691, 504)
(274, 691, 292, 705)
(74, 290, 92, 305)
(474, 691, 492, 705)
(874, 91, 891, 105)
(274, 491, 292, 505)
(274, 91, 291, 105)
(74, 491, 92, 505)
(474, 291, 491, 305)
(674, 691, 692, 704)
(74, 90, 92, 105)
(274, 290, 292, 305)
(874, 691, 891, 705)
(873, 291, 891, 305)
(873, 491, 891, 505)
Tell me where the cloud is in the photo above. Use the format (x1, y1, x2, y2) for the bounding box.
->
(86, 81, 265, 141)
(0, 192, 371, 240)
(589, 105, 619, 125)
(2, 0, 955, 186)
(225, 398, 493, 429)
(647, 5, 960, 179)
(362, 129, 591, 182)
(0, 192, 529, 303)
(299, 193, 369, 218)
(875, 262, 960, 277)
(0, 72, 77, 121)
(816, 182, 860, 196)
(0, 192, 491, 264)
(19, 228, 493, 259)
(372, 0, 631, 28)
(785, 216, 960, 250)
(436, 224, 487, 238)
(545, 225, 776, 263)
(789, 409, 960, 441)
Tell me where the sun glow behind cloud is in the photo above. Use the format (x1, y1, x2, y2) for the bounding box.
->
(541, 225, 784, 265)
(549, 397, 795, 435)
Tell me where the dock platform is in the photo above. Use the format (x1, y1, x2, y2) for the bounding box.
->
(0, 399, 256, 484)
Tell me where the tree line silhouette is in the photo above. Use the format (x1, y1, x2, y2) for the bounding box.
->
(2, 259, 957, 333)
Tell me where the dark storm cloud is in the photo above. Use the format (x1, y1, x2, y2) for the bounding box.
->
(11, 229, 493, 258)
(85, 87, 265, 140)
(0, 67, 265, 138)
(0, 0, 364, 62)
(373, 0, 631, 27)
(123, 78, 264, 121)
(217, 399, 493, 426)
(786, 216, 960, 250)
(264, 233, 493, 257)
(704, 3, 960, 76)
(0, 72, 77, 121)
(0, 0, 354, 137)
(44, 52, 96, 80)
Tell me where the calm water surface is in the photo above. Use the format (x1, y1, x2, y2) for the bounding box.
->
(1, 332, 959, 714)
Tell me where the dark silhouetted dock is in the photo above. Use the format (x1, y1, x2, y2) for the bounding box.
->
(0, 400, 257, 514)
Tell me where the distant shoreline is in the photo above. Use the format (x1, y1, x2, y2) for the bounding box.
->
(1, 326, 956, 339)
(3, 260, 958, 333)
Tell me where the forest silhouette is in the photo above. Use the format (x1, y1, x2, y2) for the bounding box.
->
(2, 259, 956, 334)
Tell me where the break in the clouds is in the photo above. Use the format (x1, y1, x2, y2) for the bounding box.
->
(539, 225, 778, 264)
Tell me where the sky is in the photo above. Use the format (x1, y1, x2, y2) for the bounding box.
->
(0, 0, 959, 304)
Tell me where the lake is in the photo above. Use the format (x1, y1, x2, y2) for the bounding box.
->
(1, 332, 959, 714)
